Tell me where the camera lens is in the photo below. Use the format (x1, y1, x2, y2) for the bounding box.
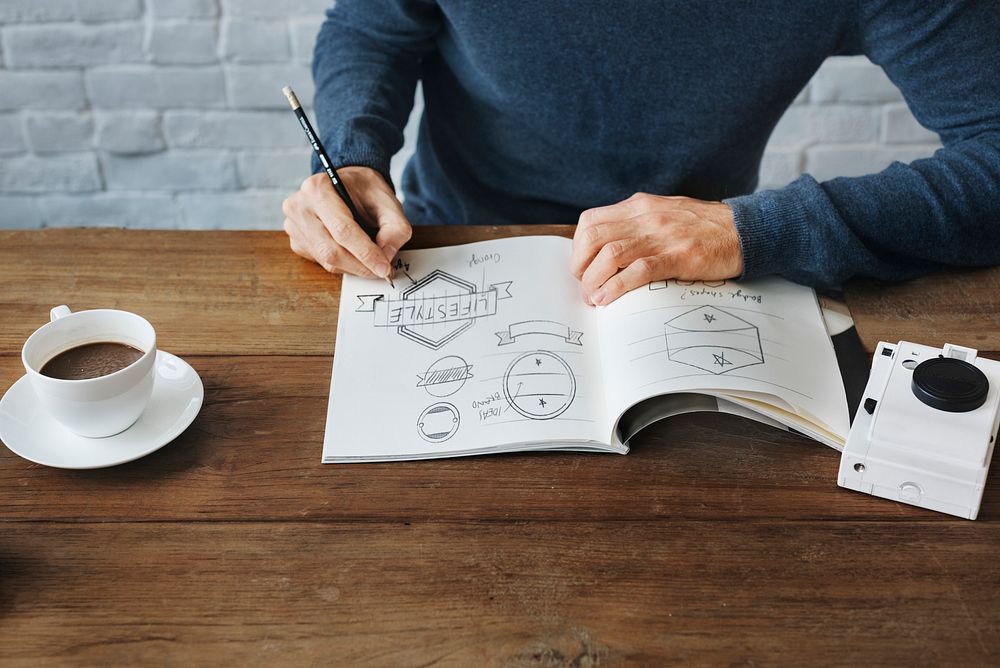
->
(911, 357, 989, 412)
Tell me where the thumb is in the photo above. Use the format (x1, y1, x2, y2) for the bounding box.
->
(372, 195, 413, 261)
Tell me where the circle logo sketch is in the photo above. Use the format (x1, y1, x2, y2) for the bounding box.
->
(416, 355, 473, 397)
(503, 351, 576, 420)
(417, 402, 461, 442)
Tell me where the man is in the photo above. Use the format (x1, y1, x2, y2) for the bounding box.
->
(282, 1, 1000, 305)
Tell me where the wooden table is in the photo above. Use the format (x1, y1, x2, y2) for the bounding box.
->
(2, 227, 999, 667)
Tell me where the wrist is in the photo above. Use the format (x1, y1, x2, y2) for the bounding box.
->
(724, 186, 812, 280)
(310, 146, 393, 189)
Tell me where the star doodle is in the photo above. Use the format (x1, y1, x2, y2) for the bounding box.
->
(713, 351, 733, 368)
(535, 357, 542, 367)
(539, 398, 547, 408)
(703, 313, 716, 323)
(392, 257, 414, 283)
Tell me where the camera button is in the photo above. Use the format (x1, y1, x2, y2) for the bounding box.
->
(899, 482, 922, 502)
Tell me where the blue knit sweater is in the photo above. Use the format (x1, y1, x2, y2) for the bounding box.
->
(312, 1, 1000, 286)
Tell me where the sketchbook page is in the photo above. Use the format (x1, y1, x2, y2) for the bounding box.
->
(596, 277, 850, 442)
(323, 236, 609, 462)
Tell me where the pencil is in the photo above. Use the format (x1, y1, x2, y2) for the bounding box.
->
(282, 85, 394, 288)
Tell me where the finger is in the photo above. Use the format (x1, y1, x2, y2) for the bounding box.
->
(299, 210, 375, 277)
(580, 235, 649, 296)
(570, 219, 644, 279)
(311, 181, 391, 278)
(368, 189, 412, 260)
(283, 219, 310, 259)
(592, 255, 669, 306)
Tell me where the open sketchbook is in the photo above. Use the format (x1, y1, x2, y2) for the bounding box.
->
(322, 236, 851, 463)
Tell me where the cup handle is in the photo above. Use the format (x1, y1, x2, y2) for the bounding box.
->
(50, 305, 72, 321)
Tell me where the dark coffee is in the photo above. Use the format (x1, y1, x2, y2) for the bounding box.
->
(40, 342, 144, 380)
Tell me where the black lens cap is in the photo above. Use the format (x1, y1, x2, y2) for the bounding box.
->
(911, 357, 989, 412)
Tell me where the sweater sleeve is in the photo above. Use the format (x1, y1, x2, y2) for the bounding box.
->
(725, 1, 1000, 287)
(310, 0, 441, 185)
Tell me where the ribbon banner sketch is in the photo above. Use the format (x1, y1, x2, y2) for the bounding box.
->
(357, 284, 513, 326)
(495, 320, 583, 346)
(357, 269, 513, 349)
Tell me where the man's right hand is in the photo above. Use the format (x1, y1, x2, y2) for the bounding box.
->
(282, 166, 412, 278)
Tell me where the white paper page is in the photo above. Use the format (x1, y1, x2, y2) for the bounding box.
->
(323, 236, 608, 462)
(596, 277, 850, 441)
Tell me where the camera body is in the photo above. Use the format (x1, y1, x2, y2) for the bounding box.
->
(839, 341, 1000, 519)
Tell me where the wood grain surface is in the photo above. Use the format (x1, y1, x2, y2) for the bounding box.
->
(0, 227, 571, 357)
(1, 354, 998, 524)
(1, 228, 999, 667)
(2, 522, 998, 667)
(845, 266, 1000, 352)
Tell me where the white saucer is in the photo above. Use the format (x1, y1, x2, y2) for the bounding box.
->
(0, 350, 204, 469)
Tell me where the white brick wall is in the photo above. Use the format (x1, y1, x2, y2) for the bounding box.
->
(0, 2, 942, 229)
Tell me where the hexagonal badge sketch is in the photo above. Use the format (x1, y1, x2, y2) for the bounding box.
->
(664, 305, 764, 374)
(356, 269, 513, 350)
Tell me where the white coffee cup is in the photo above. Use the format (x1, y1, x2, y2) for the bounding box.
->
(21, 306, 158, 438)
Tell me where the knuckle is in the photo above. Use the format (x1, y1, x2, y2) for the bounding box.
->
(627, 192, 646, 207)
(316, 245, 341, 271)
(302, 173, 323, 193)
(578, 208, 597, 229)
(328, 218, 353, 241)
(678, 239, 701, 260)
(604, 274, 624, 295)
(608, 239, 631, 262)
(281, 196, 296, 218)
(355, 244, 379, 266)
(583, 223, 603, 247)
(634, 256, 657, 277)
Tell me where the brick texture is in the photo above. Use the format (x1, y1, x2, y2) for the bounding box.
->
(0, 71, 87, 110)
(0, 114, 27, 155)
(147, 20, 219, 65)
(25, 113, 94, 153)
(3, 23, 146, 68)
(221, 19, 290, 63)
(101, 151, 238, 191)
(0, 154, 102, 193)
(150, 0, 220, 20)
(95, 111, 165, 154)
(0, 0, 943, 231)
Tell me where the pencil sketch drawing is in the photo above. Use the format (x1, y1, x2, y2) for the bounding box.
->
(649, 279, 728, 290)
(392, 256, 415, 284)
(495, 320, 583, 346)
(502, 351, 577, 420)
(416, 402, 461, 442)
(356, 269, 514, 349)
(416, 355, 474, 397)
(664, 305, 764, 374)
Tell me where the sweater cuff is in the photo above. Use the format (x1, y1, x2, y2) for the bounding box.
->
(723, 181, 814, 280)
(310, 145, 394, 190)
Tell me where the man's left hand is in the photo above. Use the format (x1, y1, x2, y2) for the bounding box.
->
(570, 193, 744, 305)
